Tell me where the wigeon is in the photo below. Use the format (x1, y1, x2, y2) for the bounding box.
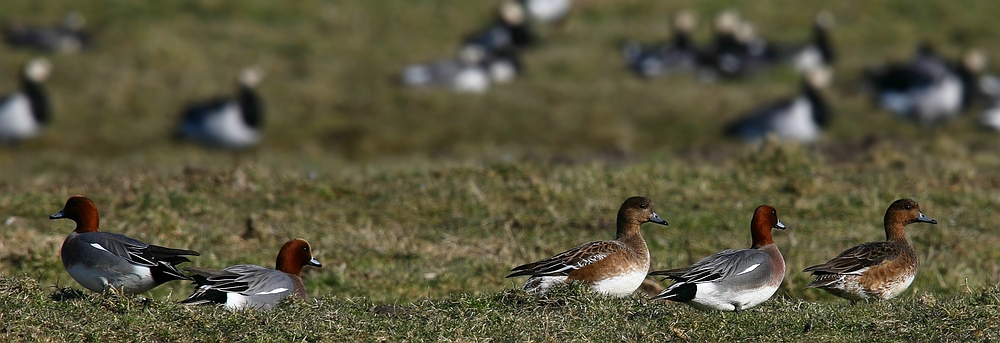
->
(0, 58, 52, 143)
(52, 196, 200, 294)
(176, 67, 264, 149)
(3, 12, 90, 54)
(864, 45, 983, 125)
(649, 205, 786, 311)
(724, 66, 832, 143)
(181, 238, 322, 310)
(623, 11, 699, 78)
(803, 199, 937, 302)
(507, 196, 669, 297)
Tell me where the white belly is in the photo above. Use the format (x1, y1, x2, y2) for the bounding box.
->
(688, 283, 780, 311)
(589, 269, 647, 297)
(772, 97, 821, 142)
(0, 94, 41, 141)
(66, 263, 155, 294)
(189, 103, 261, 148)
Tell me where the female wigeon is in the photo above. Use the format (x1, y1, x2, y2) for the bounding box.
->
(507, 196, 669, 297)
(175, 67, 264, 149)
(52, 196, 200, 294)
(803, 199, 937, 302)
(0, 58, 52, 143)
(724, 66, 832, 143)
(649, 205, 786, 311)
(181, 238, 322, 310)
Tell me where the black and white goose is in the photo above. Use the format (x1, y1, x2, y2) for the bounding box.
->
(461, 0, 535, 56)
(724, 67, 832, 143)
(403, 45, 523, 93)
(518, 0, 572, 25)
(778, 11, 835, 72)
(865, 45, 982, 125)
(3, 12, 90, 54)
(699, 11, 776, 79)
(623, 11, 699, 78)
(977, 74, 1000, 131)
(0, 58, 52, 143)
(176, 68, 264, 149)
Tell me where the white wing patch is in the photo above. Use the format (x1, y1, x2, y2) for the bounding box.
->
(254, 288, 288, 295)
(575, 253, 609, 268)
(735, 263, 760, 276)
(89, 243, 110, 252)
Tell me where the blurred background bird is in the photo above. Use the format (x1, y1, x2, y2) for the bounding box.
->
(0, 58, 53, 144)
(175, 67, 265, 150)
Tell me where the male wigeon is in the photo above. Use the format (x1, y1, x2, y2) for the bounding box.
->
(3, 12, 90, 54)
(52, 196, 200, 294)
(864, 45, 983, 125)
(176, 67, 264, 149)
(649, 205, 786, 311)
(181, 238, 322, 310)
(803, 199, 937, 302)
(724, 66, 832, 143)
(0, 58, 52, 143)
(507, 196, 669, 297)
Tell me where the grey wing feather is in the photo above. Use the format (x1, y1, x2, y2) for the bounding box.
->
(662, 249, 770, 283)
(80, 232, 154, 265)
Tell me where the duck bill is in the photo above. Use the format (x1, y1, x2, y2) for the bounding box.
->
(774, 220, 787, 230)
(308, 258, 322, 268)
(49, 210, 65, 220)
(648, 212, 669, 226)
(916, 212, 938, 224)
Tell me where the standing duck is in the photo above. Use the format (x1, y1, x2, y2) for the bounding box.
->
(176, 67, 264, 149)
(507, 196, 669, 297)
(724, 66, 833, 143)
(181, 238, 322, 311)
(0, 58, 52, 143)
(52, 196, 200, 294)
(803, 199, 937, 303)
(650, 205, 786, 312)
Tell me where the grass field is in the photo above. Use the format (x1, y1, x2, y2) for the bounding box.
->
(2, 0, 1000, 341)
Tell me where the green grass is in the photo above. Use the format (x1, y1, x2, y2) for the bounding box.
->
(2, 0, 1000, 341)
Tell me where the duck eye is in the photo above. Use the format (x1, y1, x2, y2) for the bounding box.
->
(771, 210, 776, 215)
(639, 203, 647, 209)
(905, 205, 912, 210)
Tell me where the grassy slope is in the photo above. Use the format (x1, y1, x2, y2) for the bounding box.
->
(2, 277, 999, 342)
(2, 0, 1000, 341)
